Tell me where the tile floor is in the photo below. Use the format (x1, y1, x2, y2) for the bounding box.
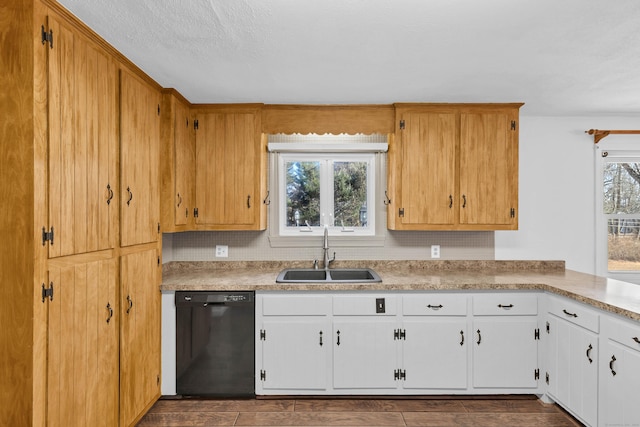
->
(138, 396, 583, 426)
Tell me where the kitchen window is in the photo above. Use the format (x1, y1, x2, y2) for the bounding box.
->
(267, 134, 387, 247)
(596, 143, 640, 284)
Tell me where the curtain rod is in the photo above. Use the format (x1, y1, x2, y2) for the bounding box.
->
(586, 129, 640, 144)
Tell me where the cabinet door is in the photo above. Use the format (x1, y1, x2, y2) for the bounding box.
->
(547, 315, 598, 426)
(601, 340, 640, 427)
(472, 318, 538, 389)
(47, 258, 118, 427)
(333, 319, 398, 389)
(396, 111, 456, 227)
(459, 110, 518, 228)
(48, 15, 117, 257)
(194, 111, 264, 229)
(173, 100, 194, 227)
(402, 319, 468, 389)
(120, 70, 161, 246)
(260, 319, 329, 391)
(120, 249, 161, 426)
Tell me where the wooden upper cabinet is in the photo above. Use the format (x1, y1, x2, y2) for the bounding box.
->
(193, 105, 267, 230)
(120, 69, 161, 246)
(47, 14, 117, 257)
(389, 104, 521, 231)
(160, 91, 195, 232)
(459, 108, 519, 228)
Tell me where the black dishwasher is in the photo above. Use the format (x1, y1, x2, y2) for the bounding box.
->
(175, 291, 255, 397)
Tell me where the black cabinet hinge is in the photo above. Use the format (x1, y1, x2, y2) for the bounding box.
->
(260, 370, 266, 381)
(157, 104, 161, 116)
(158, 222, 161, 233)
(41, 25, 53, 48)
(510, 208, 516, 218)
(157, 256, 161, 265)
(194, 119, 199, 130)
(511, 120, 517, 131)
(41, 282, 54, 303)
(394, 369, 406, 381)
(194, 207, 199, 218)
(534, 369, 540, 380)
(399, 120, 405, 130)
(399, 208, 405, 218)
(546, 321, 550, 334)
(394, 329, 406, 340)
(42, 226, 54, 246)
(534, 328, 540, 340)
(260, 329, 266, 340)
(545, 372, 549, 385)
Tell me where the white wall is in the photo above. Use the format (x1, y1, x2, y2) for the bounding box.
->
(495, 115, 640, 275)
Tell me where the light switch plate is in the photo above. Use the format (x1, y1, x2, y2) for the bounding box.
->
(215, 245, 228, 257)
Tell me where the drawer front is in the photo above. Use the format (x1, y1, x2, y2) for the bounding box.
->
(262, 295, 330, 316)
(403, 294, 467, 316)
(333, 295, 397, 316)
(547, 295, 599, 333)
(605, 316, 640, 352)
(473, 293, 538, 316)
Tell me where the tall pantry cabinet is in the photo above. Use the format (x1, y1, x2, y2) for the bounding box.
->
(1, 0, 161, 425)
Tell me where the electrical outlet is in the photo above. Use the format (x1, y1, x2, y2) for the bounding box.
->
(431, 245, 440, 259)
(215, 245, 228, 258)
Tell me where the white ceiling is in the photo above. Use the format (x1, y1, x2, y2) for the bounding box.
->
(57, 0, 640, 116)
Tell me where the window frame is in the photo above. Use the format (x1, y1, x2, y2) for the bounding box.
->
(267, 140, 388, 248)
(595, 142, 640, 284)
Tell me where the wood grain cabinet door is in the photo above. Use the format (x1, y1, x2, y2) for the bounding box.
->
(194, 109, 265, 229)
(173, 100, 194, 227)
(47, 15, 117, 257)
(47, 258, 118, 427)
(120, 70, 161, 246)
(120, 249, 161, 427)
(459, 109, 518, 229)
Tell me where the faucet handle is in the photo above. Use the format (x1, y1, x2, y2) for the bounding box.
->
(313, 259, 319, 269)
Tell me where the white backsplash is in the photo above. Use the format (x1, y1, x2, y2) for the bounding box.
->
(162, 230, 494, 263)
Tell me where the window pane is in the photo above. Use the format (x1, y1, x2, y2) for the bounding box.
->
(333, 161, 368, 227)
(604, 162, 640, 214)
(286, 161, 320, 227)
(608, 218, 640, 271)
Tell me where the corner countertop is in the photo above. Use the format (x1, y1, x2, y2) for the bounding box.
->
(161, 260, 640, 322)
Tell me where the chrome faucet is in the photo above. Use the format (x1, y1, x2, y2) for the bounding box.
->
(323, 225, 336, 269)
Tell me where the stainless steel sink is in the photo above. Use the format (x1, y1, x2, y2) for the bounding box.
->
(276, 268, 382, 283)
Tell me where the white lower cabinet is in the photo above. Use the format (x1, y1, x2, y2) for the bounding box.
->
(546, 296, 599, 427)
(472, 294, 540, 390)
(599, 315, 640, 427)
(402, 319, 468, 389)
(332, 319, 398, 389)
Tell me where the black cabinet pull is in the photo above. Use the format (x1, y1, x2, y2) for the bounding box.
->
(247, 195, 251, 209)
(126, 186, 133, 206)
(633, 337, 640, 344)
(126, 295, 133, 314)
(476, 329, 482, 345)
(319, 331, 323, 347)
(449, 195, 453, 209)
(336, 330, 341, 346)
(177, 193, 182, 207)
(106, 302, 114, 324)
(498, 304, 514, 309)
(609, 355, 617, 376)
(427, 304, 443, 310)
(586, 344, 593, 364)
(106, 184, 114, 205)
(460, 330, 464, 346)
(462, 195, 467, 208)
(562, 309, 578, 318)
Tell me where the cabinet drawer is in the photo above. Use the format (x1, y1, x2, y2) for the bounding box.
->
(605, 316, 640, 352)
(473, 293, 538, 316)
(262, 295, 330, 316)
(403, 294, 467, 316)
(333, 295, 397, 316)
(547, 296, 599, 333)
